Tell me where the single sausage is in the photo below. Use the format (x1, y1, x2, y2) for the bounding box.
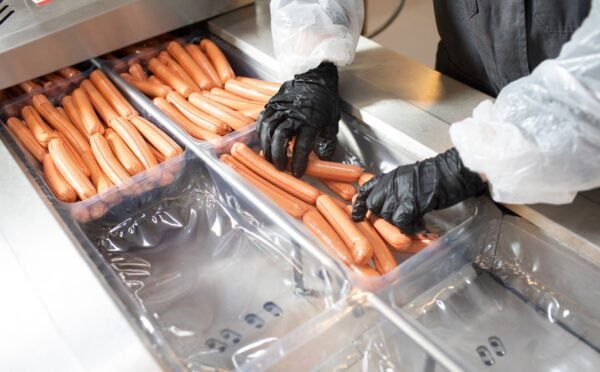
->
(222, 154, 311, 219)
(96, 173, 114, 195)
(128, 63, 147, 81)
(153, 97, 221, 140)
(149, 145, 166, 163)
(231, 142, 321, 204)
(57, 67, 81, 79)
(316, 194, 373, 265)
(358, 172, 375, 187)
(200, 39, 235, 83)
(224, 80, 271, 102)
(6, 117, 47, 162)
(61, 95, 89, 139)
(129, 115, 182, 159)
(235, 76, 280, 95)
(158, 52, 199, 90)
(148, 58, 196, 98)
(148, 75, 164, 85)
(48, 138, 96, 200)
(43, 73, 65, 85)
(165, 91, 229, 134)
(90, 133, 131, 186)
(55, 132, 91, 178)
(43, 154, 77, 202)
(302, 208, 354, 265)
(166, 41, 213, 90)
(108, 117, 158, 169)
(185, 43, 222, 88)
(210, 87, 262, 104)
(345, 205, 396, 274)
(80, 149, 103, 186)
(239, 106, 264, 121)
(31, 95, 90, 155)
(305, 159, 364, 183)
(81, 80, 119, 125)
(90, 70, 138, 118)
(105, 128, 144, 176)
(188, 92, 252, 130)
(18, 80, 42, 93)
(321, 180, 356, 201)
(201, 91, 263, 111)
(72, 88, 105, 135)
(123, 75, 172, 98)
(368, 214, 413, 251)
(21, 105, 56, 146)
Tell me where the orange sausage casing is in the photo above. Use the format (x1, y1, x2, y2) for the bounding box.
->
(368, 213, 413, 251)
(61, 95, 89, 139)
(222, 154, 311, 219)
(321, 180, 356, 201)
(81, 80, 119, 125)
(73, 88, 105, 135)
(21, 106, 56, 146)
(128, 63, 147, 81)
(43, 154, 78, 202)
(231, 142, 321, 204)
(185, 43, 222, 88)
(129, 116, 182, 159)
(316, 194, 373, 266)
(158, 52, 198, 90)
(210, 87, 262, 104)
(153, 97, 221, 140)
(358, 172, 375, 187)
(235, 76, 280, 95)
(48, 138, 96, 200)
(90, 70, 138, 118)
(302, 208, 354, 265)
(201, 91, 263, 111)
(148, 58, 196, 98)
(305, 159, 363, 183)
(166, 41, 213, 90)
(55, 132, 91, 178)
(108, 117, 158, 170)
(165, 91, 229, 134)
(90, 133, 131, 186)
(18, 80, 42, 94)
(7, 117, 47, 162)
(105, 129, 144, 176)
(188, 93, 252, 130)
(123, 76, 172, 98)
(224, 80, 271, 103)
(239, 106, 264, 121)
(58, 67, 81, 79)
(200, 39, 235, 83)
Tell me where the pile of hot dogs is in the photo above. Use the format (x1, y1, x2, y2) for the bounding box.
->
(4, 69, 183, 220)
(117, 38, 279, 140)
(221, 142, 437, 277)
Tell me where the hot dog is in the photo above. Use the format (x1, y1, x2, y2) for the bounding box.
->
(235, 76, 280, 95)
(48, 138, 96, 200)
(305, 159, 363, 183)
(201, 91, 263, 111)
(210, 87, 262, 104)
(358, 172, 375, 187)
(148, 58, 196, 98)
(231, 142, 321, 204)
(224, 80, 271, 103)
(72, 88, 105, 135)
(188, 93, 252, 130)
(90, 133, 131, 186)
(123, 76, 172, 98)
(18, 80, 42, 93)
(316, 194, 373, 265)
(81, 80, 119, 125)
(128, 63, 147, 81)
(108, 117, 158, 169)
(43, 73, 65, 85)
(148, 76, 164, 85)
(158, 52, 198, 90)
(239, 106, 264, 121)
(43, 154, 78, 202)
(321, 180, 356, 201)
(129, 116, 182, 159)
(90, 70, 138, 119)
(302, 208, 354, 265)
(21, 106, 56, 146)
(7, 117, 47, 162)
(200, 39, 235, 83)
(185, 44, 222, 88)
(55, 132, 91, 178)
(166, 41, 212, 90)
(153, 97, 221, 140)
(368, 214, 413, 251)
(57, 67, 81, 79)
(105, 128, 144, 176)
(165, 91, 229, 134)
(149, 146, 165, 163)
(31, 94, 90, 155)
(61, 96, 89, 139)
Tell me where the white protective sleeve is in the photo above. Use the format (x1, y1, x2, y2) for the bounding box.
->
(270, 0, 364, 79)
(450, 0, 600, 205)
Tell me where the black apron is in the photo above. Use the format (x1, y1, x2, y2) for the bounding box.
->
(433, 0, 591, 96)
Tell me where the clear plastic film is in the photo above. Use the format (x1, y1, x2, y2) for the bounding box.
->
(270, 0, 364, 79)
(384, 216, 600, 371)
(450, 0, 600, 204)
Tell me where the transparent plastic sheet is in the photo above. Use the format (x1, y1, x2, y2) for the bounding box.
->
(383, 216, 600, 371)
(82, 153, 350, 371)
(211, 111, 499, 290)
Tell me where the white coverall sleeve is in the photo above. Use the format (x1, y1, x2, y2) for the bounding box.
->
(449, 0, 600, 205)
(270, 0, 364, 79)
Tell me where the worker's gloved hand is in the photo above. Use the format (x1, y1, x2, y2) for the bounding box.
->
(352, 148, 488, 234)
(257, 62, 340, 177)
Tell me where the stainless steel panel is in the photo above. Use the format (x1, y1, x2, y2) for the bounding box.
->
(0, 0, 252, 89)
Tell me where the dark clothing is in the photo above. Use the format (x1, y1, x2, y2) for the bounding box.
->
(433, 0, 591, 96)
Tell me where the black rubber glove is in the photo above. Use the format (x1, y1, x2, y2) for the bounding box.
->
(257, 62, 340, 177)
(352, 148, 487, 234)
